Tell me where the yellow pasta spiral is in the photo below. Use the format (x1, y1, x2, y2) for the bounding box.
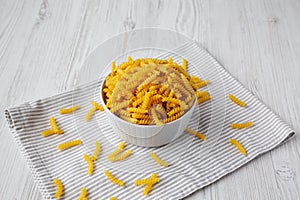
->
(182, 58, 187, 70)
(229, 138, 247, 156)
(231, 121, 253, 129)
(185, 128, 206, 141)
(134, 173, 160, 196)
(104, 170, 125, 187)
(83, 154, 94, 175)
(85, 101, 104, 121)
(78, 187, 88, 200)
(228, 94, 246, 107)
(149, 152, 169, 167)
(91, 140, 101, 161)
(102, 56, 210, 126)
(57, 140, 82, 151)
(53, 178, 63, 199)
(59, 105, 80, 114)
(197, 94, 211, 105)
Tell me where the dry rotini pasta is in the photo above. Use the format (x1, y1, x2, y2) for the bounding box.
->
(108, 150, 132, 162)
(107, 142, 125, 160)
(50, 116, 60, 132)
(78, 187, 88, 200)
(138, 118, 153, 125)
(42, 117, 64, 137)
(57, 140, 82, 151)
(110, 197, 117, 200)
(228, 94, 246, 107)
(197, 94, 211, 105)
(131, 113, 149, 119)
(134, 175, 160, 186)
(150, 108, 163, 126)
(111, 61, 116, 72)
(53, 178, 63, 199)
(134, 173, 160, 196)
(85, 101, 104, 121)
(168, 57, 173, 64)
(229, 138, 247, 155)
(150, 152, 169, 167)
(164, 112, 182, 123)
(230, 121, 253, 129)
(127, 107, 148, 114)
(83, 154, 94, 175)
(91, 140, 101, 161)
(108, 142, 132, 162)
(41, 129, 56, 137)
(104, 170, 125, 187)
(167, 106, 183, 117)
(195, 80, 210, 88)
(143, 184, 153, 196)
(59, 105, 80, 114)
(185, 128, 206, 141)
(108, 142, 125, 158)
(182, 58, 187, 70)
(190, 75, 202, 84)
(110, 101, 129, 113)
(195, 90, 209, 98)
(119, 115, 138, 124)
(102, 56, 211, 125)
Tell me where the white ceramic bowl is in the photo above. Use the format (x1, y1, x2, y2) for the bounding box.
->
(100, 80, 196, 147)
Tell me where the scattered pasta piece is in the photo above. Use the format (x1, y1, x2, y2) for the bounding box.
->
(197, 95, 211, 105)
(42, 129, 56, 137)
(78, 187, 88, 200)
(110, 197, 117, 200)
(91, 140, 101, 161)
(196, 80, 210, 88)
(185, 128, 206, 141)
(50, 117, 60, 132)
(108, 142, 132, 162)
(229, 138, 247, 156)
(85, 101, 104, 121)
(108, 150, 132, 162)
(134, 173, 160, 196)
(134, 175, 160, 186)
(143, 184, 153, 196)
(59, 105, 80, 114)
(53, 178, 63, 199)
(228, 94, 246, 107)
(230, 121, 253, 129)
(57, 140, 82, 151)
(190, 76, 202, 84)
(41, 117, 64, 137)
(83, 154, 94, 175)
(150, 152, 169, 167)
(195, 90, 209, 98)
(108, 142, 125, 160)
(104, 170, 125, 187)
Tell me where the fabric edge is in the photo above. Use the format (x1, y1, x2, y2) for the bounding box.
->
(177, 130, 295, 200)
(4, 107, 53, 200)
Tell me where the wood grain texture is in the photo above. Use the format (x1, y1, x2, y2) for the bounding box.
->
(0, 0, 299, 199)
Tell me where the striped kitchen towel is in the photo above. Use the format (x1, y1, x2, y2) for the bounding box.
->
(5, 41, 295, 200)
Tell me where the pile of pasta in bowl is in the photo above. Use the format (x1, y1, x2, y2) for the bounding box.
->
(100, 56, 209, 147)
(102, 57, 203, 124)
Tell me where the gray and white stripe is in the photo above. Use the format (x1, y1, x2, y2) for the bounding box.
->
(5, 41, 294, 200)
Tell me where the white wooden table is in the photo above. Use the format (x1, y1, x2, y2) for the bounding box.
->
(1, 0, 299, 199)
